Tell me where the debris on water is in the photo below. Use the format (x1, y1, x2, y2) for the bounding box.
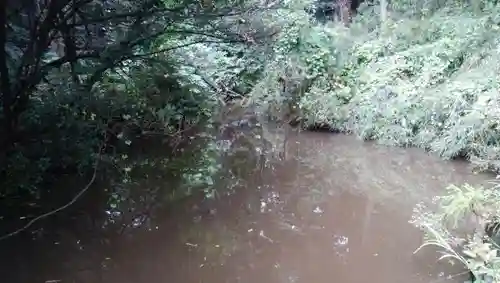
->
(185, 242, 198, 247)
(259, 230, 274, 243)
(260, 201, 267, 212)
(278, 221, 304, 234)
(334, 235, 349, 246)
(333, 235, 350, 257)
(313, 206, 324, 214)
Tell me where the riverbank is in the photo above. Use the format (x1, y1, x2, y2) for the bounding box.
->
(253, 4, 500, 174)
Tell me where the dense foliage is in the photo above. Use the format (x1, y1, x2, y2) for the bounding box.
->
(250, 0, 500, 173)
(0, 0, 278, 237)
(239, 2, 500, 281)
(2, 1, 500, 280)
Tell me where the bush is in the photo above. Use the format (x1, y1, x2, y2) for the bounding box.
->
(0, 56, 218, 206)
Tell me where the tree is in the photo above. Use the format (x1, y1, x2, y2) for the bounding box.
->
(0, 0, 274, 149)
(0, 0, 282, 238)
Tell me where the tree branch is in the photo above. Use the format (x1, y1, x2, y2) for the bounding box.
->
(43, 50, 101, 69)
(64, 4, 259, 29)
(130, 38, 246, 58)
(0, 143, 103, 241)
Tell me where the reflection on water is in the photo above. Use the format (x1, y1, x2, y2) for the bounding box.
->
(1, 125, 492, 283)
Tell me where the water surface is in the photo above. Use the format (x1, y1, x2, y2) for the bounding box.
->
(1, 127, 491, 283)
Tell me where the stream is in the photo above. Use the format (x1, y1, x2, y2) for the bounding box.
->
(0, 118, 493, 283)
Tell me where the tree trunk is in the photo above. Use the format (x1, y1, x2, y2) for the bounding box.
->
(380, 0, 387, 23)
(380, 0, 388, 34)
(338, 0, 352, 25)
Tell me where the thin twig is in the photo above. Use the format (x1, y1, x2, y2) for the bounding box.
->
(428, 270, 471, 283)
(0, 146, 103, 241)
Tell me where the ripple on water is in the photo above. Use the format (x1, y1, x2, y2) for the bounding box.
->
(7, 129, 492, 283)
(110, 131, 487, 283)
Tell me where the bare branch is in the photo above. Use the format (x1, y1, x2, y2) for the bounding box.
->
(0, 142, 103, 241)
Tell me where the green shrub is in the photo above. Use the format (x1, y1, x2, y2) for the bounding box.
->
(251, 1, 500, 173)
(411, 182, 500, 283)
(1, 56, 218, 198)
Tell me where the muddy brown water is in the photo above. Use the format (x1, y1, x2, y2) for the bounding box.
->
(1, 129, 494, 283)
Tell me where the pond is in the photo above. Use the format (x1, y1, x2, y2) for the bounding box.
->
(0, 119, 492, 283)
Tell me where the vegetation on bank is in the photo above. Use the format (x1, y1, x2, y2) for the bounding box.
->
(2, 0, 500, 281)
(252, 0, 500, 174)
(0, 0, 264, 238)
(243, 1, 500, 281)
(411, 181, 500, 283)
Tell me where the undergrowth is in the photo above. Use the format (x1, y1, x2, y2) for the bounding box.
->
(0, 56, 222, 235)
(251, 0, 500, 173)
(411, 181, 500, 283)
(243, 4, 500, 278)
